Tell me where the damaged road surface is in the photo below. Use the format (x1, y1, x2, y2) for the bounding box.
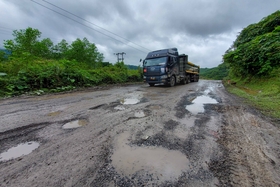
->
(0, 80, 279, 187)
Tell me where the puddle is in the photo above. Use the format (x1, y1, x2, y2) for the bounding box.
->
(147, 105, 162, 110)
(114, 105, 126, 111)
(111, 132, 189, 183)
(120, 98, 140, 105)
(134, 110, 145, 118)
(62, 119, 87, 129)
(47, 111, 61, 117)
(185, 95, 218, 115)
(120, 92, 142, 105)
(0, 141, 40, 161)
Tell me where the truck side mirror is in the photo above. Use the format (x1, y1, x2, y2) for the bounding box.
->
(139, 59, 142, 62)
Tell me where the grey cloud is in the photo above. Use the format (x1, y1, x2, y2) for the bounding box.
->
(1, 0, 280, 68)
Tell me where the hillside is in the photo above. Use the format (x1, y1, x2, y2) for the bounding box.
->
(200, 63, 229, 80)
(223, 10, 280, 118)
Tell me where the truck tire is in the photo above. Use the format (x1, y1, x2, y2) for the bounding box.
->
(181, 77, 187, 85)
(149, 83, 155, 87)
(186, 75, 189, 84)
(169, 76, 176, 87)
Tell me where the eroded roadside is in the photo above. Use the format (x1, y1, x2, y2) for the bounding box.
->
(0, 80, 279, 187)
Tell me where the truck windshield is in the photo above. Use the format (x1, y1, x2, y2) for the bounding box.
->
(143, 57, 167, 66)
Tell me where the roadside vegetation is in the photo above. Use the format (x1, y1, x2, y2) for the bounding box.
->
(0, 27, 142, 97)
(223, 10, 280, 118)
(200, 63, 229, 80)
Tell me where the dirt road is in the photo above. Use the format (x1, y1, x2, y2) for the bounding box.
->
(0, 80, 279, 187)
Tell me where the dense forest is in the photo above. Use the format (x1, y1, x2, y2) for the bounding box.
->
(0, 28, 142, 97)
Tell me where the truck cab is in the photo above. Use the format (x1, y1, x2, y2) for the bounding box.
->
(143, 48, 179, 86)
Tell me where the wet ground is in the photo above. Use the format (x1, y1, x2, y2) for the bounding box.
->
(0, 80, 279, 187)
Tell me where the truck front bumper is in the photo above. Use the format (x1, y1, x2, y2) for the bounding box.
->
(143, 75, 168, 84)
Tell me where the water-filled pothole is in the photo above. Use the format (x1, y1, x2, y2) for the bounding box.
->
(62, 119, 87, 129)
(134, 110, 145, 118)
(47, 111, 61, 117)
(114, 105, 126, 111)
(0, 141, 40, 161)
(120, 98, 140, 105)
(120, 92, 142, 105)
(185, 95, 218, 115)
(111, 132, 189, 182)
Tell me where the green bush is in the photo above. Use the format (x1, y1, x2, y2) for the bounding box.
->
(224, 11, 280, 77)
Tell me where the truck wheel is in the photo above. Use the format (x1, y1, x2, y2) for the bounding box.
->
(181, 77, 187, 85)
(186, 76, 189, 84)
(169, 76, 175, 87)
(149, 83, 155, 87)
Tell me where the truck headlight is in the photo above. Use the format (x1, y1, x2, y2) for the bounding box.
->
(143, 76, 146, 79)
(161, 75, 167, 79)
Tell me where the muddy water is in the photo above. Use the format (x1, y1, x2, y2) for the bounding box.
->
(120, 92, 143, 105)
(134, 110, 145, 118)
(62, 119, 87, 129)
(114, 105, 126, 111)
(0, 142, 40, 161)
(111, 132, 189, 182)
(121, 98, 140, 105)
(186, 95, 218, 114)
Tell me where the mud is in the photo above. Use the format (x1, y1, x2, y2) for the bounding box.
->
(0, 80, 279, 187)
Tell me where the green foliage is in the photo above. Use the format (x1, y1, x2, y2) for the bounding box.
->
(224, 11, 280, 77)
(0, 27, 142, 97)
(0, 50, 6, 62)
(200, 63, 229, 80)
(0, 58, 142, 97)
(4, 27, 42, 58)
(66, 38, 104, 68)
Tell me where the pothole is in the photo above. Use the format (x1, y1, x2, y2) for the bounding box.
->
(0, 141, 40, 161)
(111, 132, 189, 183)
(134, 110, 145, 118)
(47, 111, 61, 116)
(185, 95, 218, 115)
(120, 92, 143, 105)
(147, 104, 162, 110)
(62, 119, 87, 129)
(120, 98, 140, 105)
(114, 105, 126, 111)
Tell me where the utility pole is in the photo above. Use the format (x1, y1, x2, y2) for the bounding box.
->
(114, 52, 126, 62)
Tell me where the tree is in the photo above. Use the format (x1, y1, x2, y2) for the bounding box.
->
(67, 37, 104, 68)
(52, 39, 69, 59)
(4, 27, 42, 57)
(37, 38, 53, 59)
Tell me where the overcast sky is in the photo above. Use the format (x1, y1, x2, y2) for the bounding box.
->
(0, 0, 279, 68)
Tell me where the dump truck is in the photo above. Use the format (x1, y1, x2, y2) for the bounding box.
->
(142, 48, 200, 87)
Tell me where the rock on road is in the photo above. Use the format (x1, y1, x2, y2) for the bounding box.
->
(0, 80, 279, 187)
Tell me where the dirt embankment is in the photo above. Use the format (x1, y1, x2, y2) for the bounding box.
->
(0, 80, 279, 187)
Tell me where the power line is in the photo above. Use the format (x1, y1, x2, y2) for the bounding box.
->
(42, 0, 151, 52)
(30, 0, 149, 54)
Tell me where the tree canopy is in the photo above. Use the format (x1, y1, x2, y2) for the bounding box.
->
(4, 27, 104, 67)
(223, 10, 280, 77)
